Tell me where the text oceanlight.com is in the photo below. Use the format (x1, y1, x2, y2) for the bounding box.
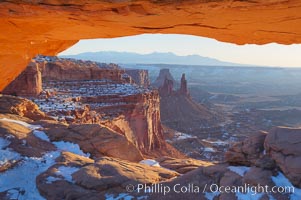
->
(126, 183, 295, 196)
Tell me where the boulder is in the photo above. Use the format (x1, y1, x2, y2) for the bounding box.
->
(0, 118, 55, 158)
(73, 156, 179, 191)
(225, 131, 267, 166)
(265, 126, 301, 187)
(243, 167, 274, 187)
(156, 156, 213, 174)
(37, 153, 178, 200)
(0, 95, 49, 121)
(44, 123, 144, 162)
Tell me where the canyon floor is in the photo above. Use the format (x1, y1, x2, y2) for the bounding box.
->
(0, 56, 301, 200)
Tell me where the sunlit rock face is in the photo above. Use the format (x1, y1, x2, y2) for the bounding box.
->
(0, 0, 301, 90)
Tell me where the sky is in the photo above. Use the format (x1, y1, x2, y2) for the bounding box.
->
(59, 34, 301, 67)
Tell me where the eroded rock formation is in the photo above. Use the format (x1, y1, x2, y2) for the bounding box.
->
(155, 68, 222, 136)
(179, 73, 189, 96)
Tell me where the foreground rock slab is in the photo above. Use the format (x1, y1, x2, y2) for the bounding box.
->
(37, 153, 178, 199)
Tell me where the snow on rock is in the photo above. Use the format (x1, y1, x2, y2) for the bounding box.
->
(235, 192, 264, 200)
(205, 191, 220, 200)
(0, 151, 60, 200)
(54, 166, 79, 183)
(202, 139, 228, 146)
(272, 172, 301, 200)
(139, 159, 160, 167)
(0, 137, 20, 165)
(33, 130, 50, 142)
(53, 141, 90, 158)
(105, 193, 148, 200)
(0, 137, 10, 149)
(45, 176, 61, 184)
(0, 118, 42, 130)
(173, 132, 197, 141)
(203, 147, 216, 153)
(228, 166, 250, 176)
(0, 148, 20, 165)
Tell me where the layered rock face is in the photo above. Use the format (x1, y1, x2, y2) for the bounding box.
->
(2, 62, 42, 96)
(153, 69, 176, 89)
(36, 56, 126, 82)
(80, 90, 165, 154)
(125, 69, 150, 87)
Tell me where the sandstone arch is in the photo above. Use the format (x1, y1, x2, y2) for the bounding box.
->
(1, 0, 301, 91)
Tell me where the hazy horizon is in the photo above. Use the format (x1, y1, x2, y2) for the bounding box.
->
(59, 34, 301, 68)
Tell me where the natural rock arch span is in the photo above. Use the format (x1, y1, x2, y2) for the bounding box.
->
(1, 0, 301, 91)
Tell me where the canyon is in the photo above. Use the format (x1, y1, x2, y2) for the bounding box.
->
(1, 56, 301, 199)
(1, 1, 301, 199)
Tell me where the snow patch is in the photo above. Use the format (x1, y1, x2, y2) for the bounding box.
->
(205, 191, 220, 200)
(139, 159, 160, 167)
(236, 192, 264, 200)
(272, 172, 301, 200)
(228, 166, 250, 176)
(53, 141, 90, 158)
(0, 118, 42, 130)
(45, 176, 62, 184)
(173, 132, 197, 141)
(0, 148, 20, 165)
(55, 166, 79, 183)
(203, 147, 216, 153)
(33, 130, 50, 142)
(202, 139, 228, 146)
(105, 193, 148, 200)
(0, 137, 10, 149)
(0, 151, 60, 200)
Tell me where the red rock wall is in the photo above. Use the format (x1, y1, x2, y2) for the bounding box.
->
(2, 62, 42, 97)
(84, 91, 165, 153)
(125, 69, 150, 87)
(38, 58, 125, 82)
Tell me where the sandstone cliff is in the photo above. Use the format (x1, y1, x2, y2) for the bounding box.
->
(125, 69, 150, 87)
(97, 91, 164, 153)
(36, 56, 127, 82)
(2, 62, 42, 97)
(153, 69, 176, 89)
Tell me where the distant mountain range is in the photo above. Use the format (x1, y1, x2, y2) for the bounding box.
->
(60, 51, 246, 66)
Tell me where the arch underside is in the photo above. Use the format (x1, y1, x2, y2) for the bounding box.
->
(0, 0, 301, 91)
